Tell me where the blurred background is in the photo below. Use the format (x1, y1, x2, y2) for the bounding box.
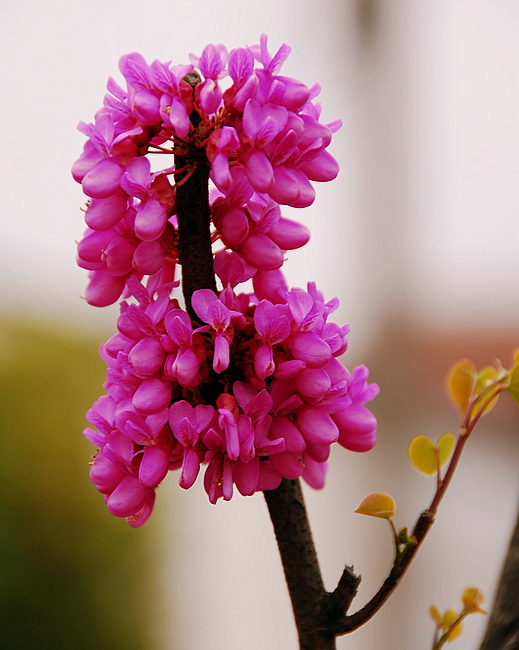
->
(1, 0, 518, 648)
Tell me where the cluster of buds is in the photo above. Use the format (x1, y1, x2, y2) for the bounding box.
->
(75, 35, 379, 526)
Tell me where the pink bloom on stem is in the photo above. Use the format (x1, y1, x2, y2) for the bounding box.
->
(253, 300, 291, 379)
(192, 289, 235, 373)
(75, 36, 379, 522)
(169, 401, 215, 488)
(121, 157, 172, 241)
(192, 43, 228, 114)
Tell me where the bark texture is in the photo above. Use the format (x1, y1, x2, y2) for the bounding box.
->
(480, 503, 519, 650)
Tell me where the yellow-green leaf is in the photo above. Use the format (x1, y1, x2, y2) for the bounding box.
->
(355, 492, 396, 519)
(462, 588, 486, 614)
(447, 359, 476, 414)
(472, 365, 500, 416)
(408, 435, 438, 475)
(446, 619, 463, 642)
(430, 606, 442, 624)
(508, 364, 519, 408)
(513, 348, 519, 364)
(437, 432, 455, 467)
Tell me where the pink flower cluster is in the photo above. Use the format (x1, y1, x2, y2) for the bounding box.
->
(75, 36, 379, 526)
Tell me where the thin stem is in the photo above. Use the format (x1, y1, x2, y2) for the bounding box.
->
(335, 510, 434, 634)
(173, 166, 195, 188)
(431, 625, 442, 650)
(335, 381, 509, 635)
(429, 434, 468, 514)
(430, 383, 506, 514)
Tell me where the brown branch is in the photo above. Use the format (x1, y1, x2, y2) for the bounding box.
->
(264, 479, 339, 650)
(480, 497, 519, 650)
(334, 510, 435, 634)
(174, 119, 217, 319)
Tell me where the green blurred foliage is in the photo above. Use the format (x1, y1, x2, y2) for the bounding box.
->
(0, 319, 155, 650)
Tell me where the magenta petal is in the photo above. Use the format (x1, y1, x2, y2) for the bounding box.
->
(77, 229, 114, 263)
(256, 460, 283, 491)
(303, 440, 331, 463)
(252, 269, 288, 303)
(243, 99, 288, 145)
(214, 334, 230, 373)
(191, 289, 218, 323)
(210, 152, 233, 190)
(274, 359, 306, 380)
(333, 404, 377, 452)
(133, 239, 167, 275)
(234, 457, 260, 496)
(219, 409, 240, 460)
(85, 190, 128, 230)
(228, 47, 254, 83)
(85, 270, 126, 307)
(82, 159, 124, 199)
(107, 475, 150, 517)
(296, 405, 339, 445)
(268, 217, 310, 250)
(302, 457, 327, 489)
(89, 453, 126, 494)
(104, 237, 136, 276)
(139, 445, 170, 487)
(132, 89, 161, 125)
(72, 142, 103, 182)
(175, 349, 201, 386)
(269, 451, 304, 480)
(222, 458, 234, 500)
(128, 337, 167, 376)
(269, 416, 306, 454)
(169, 401, 194, 429)
(240, 234, 283, 270)
(290, 331, 331, 369)
(289, 168, 316, 208)
(219, 207, 249, 245)
(293, 368, 331, 399)
(254, 342, 275, 380)
(126, 491, 155, 528)
(200, 79, 222, 114)
(133, 376, 172, 415)
(232, 75, 259, 111)
(268, 165, 300, 205)
(175, 417, 199, 448)
(299, 149, 339, 182)
(168, 96, 190, 138)
(245, 150, 274, 193)
(243, 389, 273, 422)
(275, 76, 310, 111)
(134, 198, 167, 241)
(214, 250, 255, 288)
(197, 43, 228, 79)
(179, 448, 201, 489)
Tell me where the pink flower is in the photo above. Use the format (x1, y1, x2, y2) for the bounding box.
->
(192, 289, 235, 373)
(76, 37, 379, 524)
(169, 401, 215, 488)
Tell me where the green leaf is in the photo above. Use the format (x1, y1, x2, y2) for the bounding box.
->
(447, 359, 476, 414)
(355, 492, 396, 519)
